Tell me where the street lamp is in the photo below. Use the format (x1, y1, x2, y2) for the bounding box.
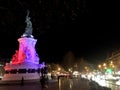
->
(98, 64, 101, 69)
(103, 63, 106, 67)
(58, 68, 61, 71)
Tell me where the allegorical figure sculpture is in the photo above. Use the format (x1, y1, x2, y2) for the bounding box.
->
(22, 10, 33, 37)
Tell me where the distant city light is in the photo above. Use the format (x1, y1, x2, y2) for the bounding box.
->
(106, 68, 113, 74)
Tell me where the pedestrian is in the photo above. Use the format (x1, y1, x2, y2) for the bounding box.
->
(40, 76, 48, 90)
(58, 76, 60, 82)
(21, 76, 24, 86)
(44, 75, 48, 86)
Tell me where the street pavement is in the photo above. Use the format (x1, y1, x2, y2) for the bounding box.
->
(2, 77, 120, 90)
(0, 77, 91, 90)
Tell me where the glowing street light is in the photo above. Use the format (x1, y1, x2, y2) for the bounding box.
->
(110, 61, 113, 64)
(68, 68, 72, 72)
(103, 63, 106, 67)
(98, 64, 101, 68)
(58, 68, 61, 71)
(112, 65, 115, 68)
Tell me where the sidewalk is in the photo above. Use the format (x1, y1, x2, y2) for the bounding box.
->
(0, 79, 57, 86)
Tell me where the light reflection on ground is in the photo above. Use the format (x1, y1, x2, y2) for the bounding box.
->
(0, 77, 120, 90)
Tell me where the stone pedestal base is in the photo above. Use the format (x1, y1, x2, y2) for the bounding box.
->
(2, 62, 44, 81)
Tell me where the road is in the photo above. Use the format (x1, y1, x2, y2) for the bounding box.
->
(2, 77, 120, 90)
(58, 77, 90, 90)
(105, 80, 120, 90)
(0, 77, 90, 90)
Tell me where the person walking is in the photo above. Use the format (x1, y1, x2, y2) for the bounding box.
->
(21, 76, 24, 86)
(40, 76, 48, 90)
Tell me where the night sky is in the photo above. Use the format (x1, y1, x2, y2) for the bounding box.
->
(0, 0, 120, 64)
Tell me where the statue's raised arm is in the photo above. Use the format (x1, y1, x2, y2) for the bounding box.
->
(25, 10, 32, 28)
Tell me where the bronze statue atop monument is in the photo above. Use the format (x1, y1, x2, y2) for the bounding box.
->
(22, 10, 33, 38)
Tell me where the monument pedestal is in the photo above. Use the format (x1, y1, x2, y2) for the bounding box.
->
(2, 37, 45, 81)
(2, 62, 45, 81)
(2, 10, 45, 81)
